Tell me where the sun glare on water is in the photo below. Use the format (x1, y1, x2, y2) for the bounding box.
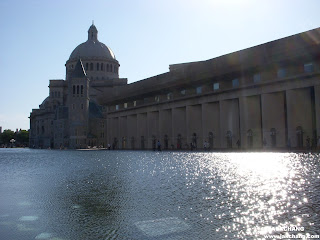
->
(203, 152, 303, 238)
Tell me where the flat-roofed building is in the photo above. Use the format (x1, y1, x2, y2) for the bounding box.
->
(101, 27, 320, 150)
(30, 25, 320, 150)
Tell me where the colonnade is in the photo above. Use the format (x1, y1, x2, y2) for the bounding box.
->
(107, 86, 320, 150)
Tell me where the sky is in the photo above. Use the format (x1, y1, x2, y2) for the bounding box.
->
(0, 0, 320, 131)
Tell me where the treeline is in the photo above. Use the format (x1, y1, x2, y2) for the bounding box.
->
(0, 129, 29, 147)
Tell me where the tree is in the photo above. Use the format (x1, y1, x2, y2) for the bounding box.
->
(1, 129, 15, 144)
(16, 130, 29, 146)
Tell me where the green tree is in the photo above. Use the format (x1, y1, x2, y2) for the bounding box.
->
(1, 129, 15, 144)
(16, 130, 29, 146)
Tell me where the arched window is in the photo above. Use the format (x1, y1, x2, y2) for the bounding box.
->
(107, 64, 109, 72)
(110, 64, 113, 72)
(90, 63, 93, 71)
(101, 63, 104, 71)
(77, 85, 79, 94)
(81, 85, 84, 95)
(97, 63, 100, 71)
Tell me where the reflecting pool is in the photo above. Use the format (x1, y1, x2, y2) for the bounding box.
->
(0, 149, 319, 239)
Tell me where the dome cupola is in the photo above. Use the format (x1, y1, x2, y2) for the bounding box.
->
(88, 24, 98, 41)
(66, 23, 120, 82)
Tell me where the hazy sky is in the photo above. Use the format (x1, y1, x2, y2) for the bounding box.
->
(1, 0, 320, 131)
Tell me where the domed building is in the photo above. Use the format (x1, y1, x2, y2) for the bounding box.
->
(29, 24, 127, 149)
(30, 25, 320, 150)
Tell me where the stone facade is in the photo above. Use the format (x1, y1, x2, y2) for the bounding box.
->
(29, 24, 126, 149)
(30, 25, 320, 150)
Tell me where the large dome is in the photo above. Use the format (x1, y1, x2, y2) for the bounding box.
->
(68, 24, 116, 61)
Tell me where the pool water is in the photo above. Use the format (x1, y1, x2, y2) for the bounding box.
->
(0, 149, 319, 239)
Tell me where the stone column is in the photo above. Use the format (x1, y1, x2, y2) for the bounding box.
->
(159, 109, 172, 149)
(239, 95, 262, 149)
(119, 116, 127, 149)
(127, 114, 137, 149)
(137, 113, 148, 149)
(147, 111, 159, 150)
(111, 117, 119, 148)
(238, 96, 246, 149)
(172, 107, 187, 149)
(220, 99, 240, 149)
(186, 104, 202, 149)
(261, 92, 286, 148)
(202, 102, 221, 148)
(286, 88, 313, 148)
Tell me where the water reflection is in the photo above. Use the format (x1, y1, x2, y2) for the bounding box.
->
(0, 149, 319, 239)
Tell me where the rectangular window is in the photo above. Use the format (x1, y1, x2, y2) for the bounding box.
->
(155, 96, 160, 102)
(167, 92, 172, 100)
(304, 63, 314, 73)
(180, 89, 186, 95)
(124, 103, 128, 108)
(72, 104, 75, 110)
(196, 86, 202, 94)
(213, 83, 219, 91)
(277, 68, 286, 78)
(232, 78, 239, 87)
(115, 105, 119, 110)
(253, 73, 261, 83)
(133, 101, 137, 107)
